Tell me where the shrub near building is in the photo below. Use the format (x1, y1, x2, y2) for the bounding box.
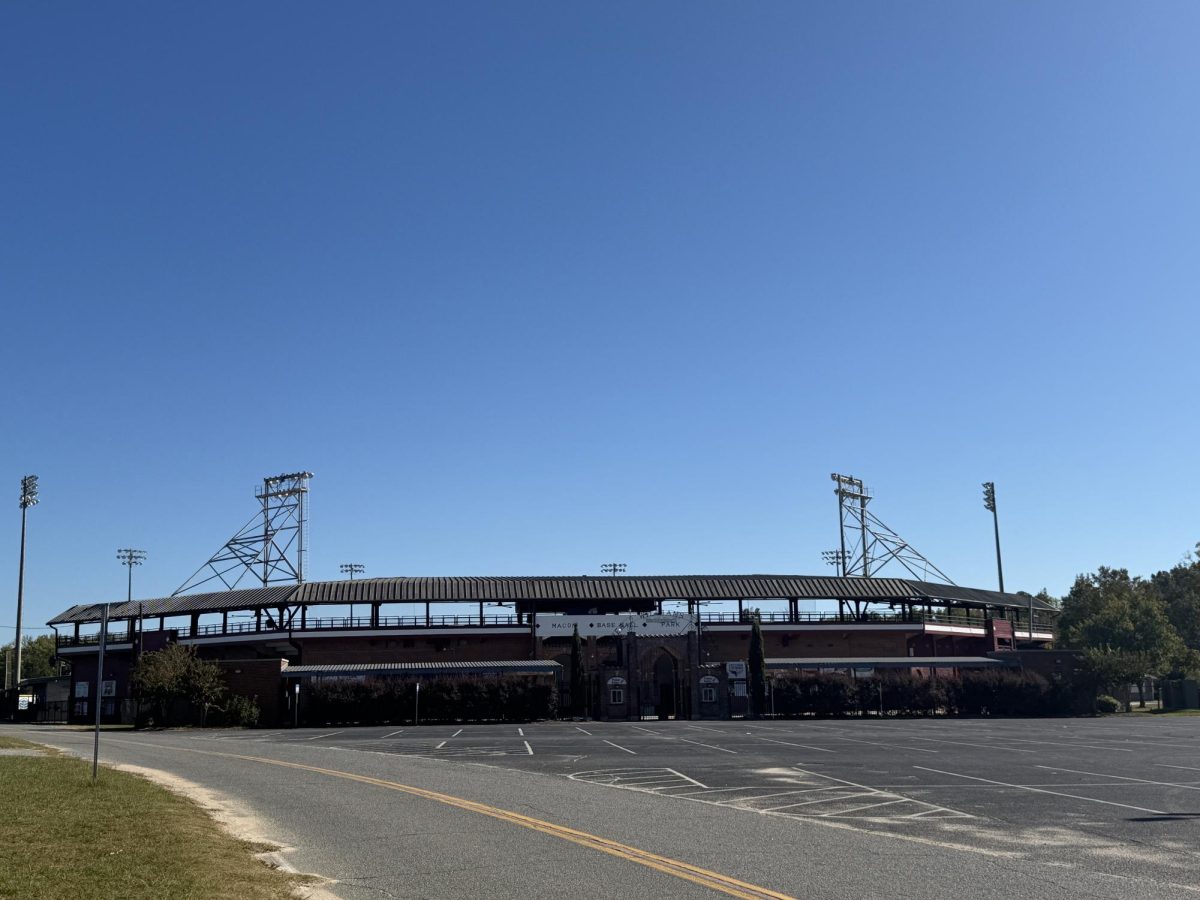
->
(768, 670, 1087, 718)
(304, 675, 557, 726)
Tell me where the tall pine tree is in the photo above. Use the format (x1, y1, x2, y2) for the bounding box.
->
(748, 610, 766, 718)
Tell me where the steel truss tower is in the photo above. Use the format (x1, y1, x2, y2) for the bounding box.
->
(173, 471, 313, 595)
(830, 473, 954, 584)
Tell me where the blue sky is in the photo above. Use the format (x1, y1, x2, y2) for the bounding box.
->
(3, 3, 1199, 631)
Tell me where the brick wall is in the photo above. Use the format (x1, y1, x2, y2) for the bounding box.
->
(216, 659, 288, 726)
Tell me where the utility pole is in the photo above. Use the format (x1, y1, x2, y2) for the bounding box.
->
(14, 475, 39, 687)
(340, 563, 365, 622)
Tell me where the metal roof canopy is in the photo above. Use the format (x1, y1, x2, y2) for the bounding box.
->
(281, 660, 563, 678)
(766, 656, 1017, 669)
(47, 574, 1056, 626)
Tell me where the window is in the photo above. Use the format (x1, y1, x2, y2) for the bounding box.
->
(74, 700, 88, 717)
(610, 688, 625, 705)
(701, 687, 717, 703)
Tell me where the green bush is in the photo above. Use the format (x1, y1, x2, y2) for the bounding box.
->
(1095, 694, 1121, 714)
(222, 695, 260, 727)
(303, 675, 558, 726)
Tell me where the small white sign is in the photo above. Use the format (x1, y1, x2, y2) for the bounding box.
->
(101, 680, 116, 698)
(74, 681, 89, 698)
(699, 675, 719, 685)
(606, 676, 627, 686)
(725, 661, 747, 679)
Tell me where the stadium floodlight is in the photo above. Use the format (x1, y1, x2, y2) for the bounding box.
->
(14, 475, 39, 686)
(117, 548, 148, 601)
(118, 548, 148, 655)
(981, 482, 1005, 594)
(821, 549, 849, 575)
(600, 563, 627, 576)
(340, 563, 365, 622)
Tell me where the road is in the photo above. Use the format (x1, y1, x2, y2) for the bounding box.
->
(9, 717, 1200, 899)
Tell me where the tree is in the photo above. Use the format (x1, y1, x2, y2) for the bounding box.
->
(748, 611, 767, 718)
(1150, 552, 1200, 651)
(1059, 568, 1184, 709)
(569, 624, 586, 717)
(1, 634, 61, 683)
(131, 644, 225, 726)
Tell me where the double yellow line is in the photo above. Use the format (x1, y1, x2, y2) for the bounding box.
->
(117, 740, 796, 900)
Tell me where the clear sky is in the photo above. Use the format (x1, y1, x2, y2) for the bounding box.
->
(3, 3, 1199, 632)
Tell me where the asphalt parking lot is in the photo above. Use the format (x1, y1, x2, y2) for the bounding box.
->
(14, 716, 1200, 898)
(196, 715, 1200, 883)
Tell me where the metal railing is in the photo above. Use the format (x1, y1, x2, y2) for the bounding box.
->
(57, 608, 1054, 646)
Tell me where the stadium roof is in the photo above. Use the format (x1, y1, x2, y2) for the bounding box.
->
(47, 574, 1056, 626)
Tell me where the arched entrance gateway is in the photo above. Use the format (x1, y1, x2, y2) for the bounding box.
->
(639, 645, 690, 720)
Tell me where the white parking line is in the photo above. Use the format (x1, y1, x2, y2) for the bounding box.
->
(751, 736, 835, 754)
(435, 741, 447, 749)
(452, 729, 463, 737)
(602, 739, 637, 755)
(677, 738, 737, 754)
(382, 729, 405, 739)
(523, 740, 533, 755)
(517, 728, 524, 737)
(575, 726, 592, 735)
(765, 792, 875, 811)
(300, 731, 344, 741)
(823, 797, 910, 817)
(685, 724, 728, 734)
(913, 766, 1167, 814)
(1036, 765, 1200, 792)
(1158, 764, 1200, 773)
(1000, 738, 1135, 753)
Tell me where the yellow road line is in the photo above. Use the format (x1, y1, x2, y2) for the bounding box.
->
(103, 738, 796, 900)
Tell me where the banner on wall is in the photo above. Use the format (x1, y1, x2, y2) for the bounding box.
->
(534, 613, 696, 638)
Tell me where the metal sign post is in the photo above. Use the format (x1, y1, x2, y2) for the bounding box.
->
(92, 603, 109, 781)
(414, 681, 420, 726)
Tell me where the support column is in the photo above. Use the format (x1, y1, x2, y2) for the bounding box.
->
(222, 610, 228, 634)
(425, 602, 431, 627)
(479, 600, 484, 625)
(255, 609, 262, 632)
(371, 603, 380, 628)
(737, 598, 744, 621)
(190, 612, 200, 635)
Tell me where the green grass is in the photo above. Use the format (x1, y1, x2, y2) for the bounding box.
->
(0, 736, 38, 750)
(0, 749, 306, 900)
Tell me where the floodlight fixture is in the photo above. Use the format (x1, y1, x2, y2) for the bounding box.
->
(19, 474, 38, 509)
(600, 563, 627, 577)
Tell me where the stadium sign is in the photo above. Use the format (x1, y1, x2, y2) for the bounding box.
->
(534, 613, 696, 637)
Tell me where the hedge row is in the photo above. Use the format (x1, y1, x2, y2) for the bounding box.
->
(303, 675, 557, 725)
(769, 670, 1091, 718)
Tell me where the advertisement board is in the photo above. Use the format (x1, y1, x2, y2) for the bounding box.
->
(534, 613, 695, 638)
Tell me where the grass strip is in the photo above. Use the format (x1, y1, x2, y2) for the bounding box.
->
(0, 747, 305, 900)
(0, 736, 37, 750)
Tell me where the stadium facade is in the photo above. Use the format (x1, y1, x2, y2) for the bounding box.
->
(46, 574, 1056, 725)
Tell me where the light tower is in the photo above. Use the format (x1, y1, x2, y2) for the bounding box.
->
(981, 482, 1004, 592)
(340, 563, 365, 622)
(14, 475, 39, 686)
(600, 563, 626, 576)
(117, 548, 148, 603)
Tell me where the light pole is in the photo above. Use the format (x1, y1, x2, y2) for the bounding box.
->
(981, 483, 1005, 592)
(118, 549, 147, 655)
(600, 563, 626, 577)
(14, 475, 39, 687)
(822, 550, 849, 619)
(340, 563, 365, 623)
